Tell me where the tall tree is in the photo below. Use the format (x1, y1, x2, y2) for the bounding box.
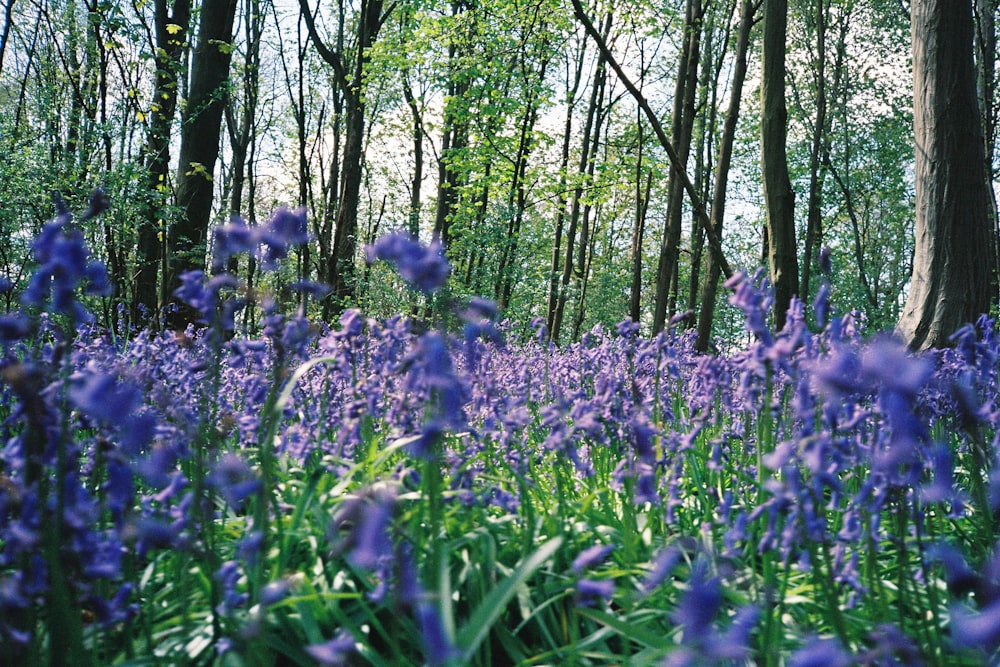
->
(897, 0, 997, 348)
(696, 0, 756, 351)
(134, 0, 190, 325)
(165, 0, 238, 326)
(300, 0, 389, 313)
(652, 0, 702, 333)
(760, 0, 797, 330)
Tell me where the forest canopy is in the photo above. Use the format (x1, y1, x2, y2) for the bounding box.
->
(0, 0, 993, 347)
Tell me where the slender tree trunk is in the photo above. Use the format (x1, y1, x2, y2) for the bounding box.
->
(0, 0, 14, 75)
(653, 0, 702, 333)
(760, 0, 798, 330)
(224, 0, 262, 275)
(402, 71, 424, 237)
(552, 13, 609, 343)
(800, 0, 828, 303)
(433, 0, 472, 246)
(546, 35, 586, 335)
(165, 0, 238, 327)
(696, 0, 756, 352)
(898, 0, 997, 349)
(630, 114, 652, 323)
(134, 0, 190, 327)
(300, 0, 387, 313)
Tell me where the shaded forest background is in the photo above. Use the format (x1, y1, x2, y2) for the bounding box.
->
(0, 0, 990, 346)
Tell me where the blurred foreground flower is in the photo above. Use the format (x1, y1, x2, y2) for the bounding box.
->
(366, 232, 451, 294)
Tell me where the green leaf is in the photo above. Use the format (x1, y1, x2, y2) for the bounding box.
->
(456, 536, 562, 659)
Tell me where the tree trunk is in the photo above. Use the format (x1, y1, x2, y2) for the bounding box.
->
(300, 0, 387, 313)
(546, 34, 587, 336)
(975, 0, 1000, 290)
(760, 0, 798, 331)
(652, 0, 702, 333)
(696, 0, 755, 352)
(134, 0, 190, 327)
(898, 0, 997, 349)
(552, 13, 609, 343)
(799, 0, 828, 304)
(165, 0, 237, 327)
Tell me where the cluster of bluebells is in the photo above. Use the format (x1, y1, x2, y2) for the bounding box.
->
(7, 200, 1000, 664)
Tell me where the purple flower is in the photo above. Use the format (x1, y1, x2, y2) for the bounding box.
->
(366, 232, 451, 294)
(258, 207, 310, 270)
(416, 601, 458, 666)
(575, 578, 615, 607)
(329, 487, 396, 570)
(640, 546, 681, 595)
(672, 562, 722, 641)
(788, 637, 852, 667)
(260, 579, 291, 606)
(208, 454, 261, 509)
(22, 211, 111, 321)
(81, 188, 110, 221)
(572, 544, 614, 574)
(69, 372, 140, 424)
(952, 599, 1000, 651)
(212, 217, 257, 271)
(0, 313, 29, 342)
(306, 630, 356, 666)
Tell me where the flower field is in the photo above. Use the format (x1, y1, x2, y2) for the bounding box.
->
(3, 203, 1000, 665)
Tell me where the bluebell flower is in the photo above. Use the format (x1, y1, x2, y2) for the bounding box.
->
(328, 487, 396, 570)
(215, 560, 247, 615)
(575, 578, 615, 607)
(640, 546, 681, 595)
(81, 188, 110, 221)
(366, 232, 451, 294)
(258, 207, 310, 270)
(22, 208, 111, 321)
(572, 544, 614, 574)
(416, 600, 458, 666)
(788, 637, 852, 667)
(212, 217, 257, 271)
(0, 313, 29, 342)
(672, 561, 722, 642)
(259, 579, 291, 606)
(306, 630, 355, 666)
(134, 517, 179, 557)
(819, 246, 833, 274)
(236, 530, 264, 564)
(952, 599, 1000, 652)
(208, 454, 261, 510)
(69, 372, 140, 424)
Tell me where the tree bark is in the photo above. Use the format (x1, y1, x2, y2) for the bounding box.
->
(652, 0, 702, 333)
(799, 0, 828, 303)
(760, 0, 798, 331)
(696, 0, 756, 352)
(165, 0, 237, 327)
(300, 0, 387, 313)
(134, 0, 190, 327)
(898, 0, 997, 349)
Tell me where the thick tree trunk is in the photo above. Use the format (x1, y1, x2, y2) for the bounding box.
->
(898, 0, 997, 349)
(760, 0, 798, 331)
(165, 0, 237, 327)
